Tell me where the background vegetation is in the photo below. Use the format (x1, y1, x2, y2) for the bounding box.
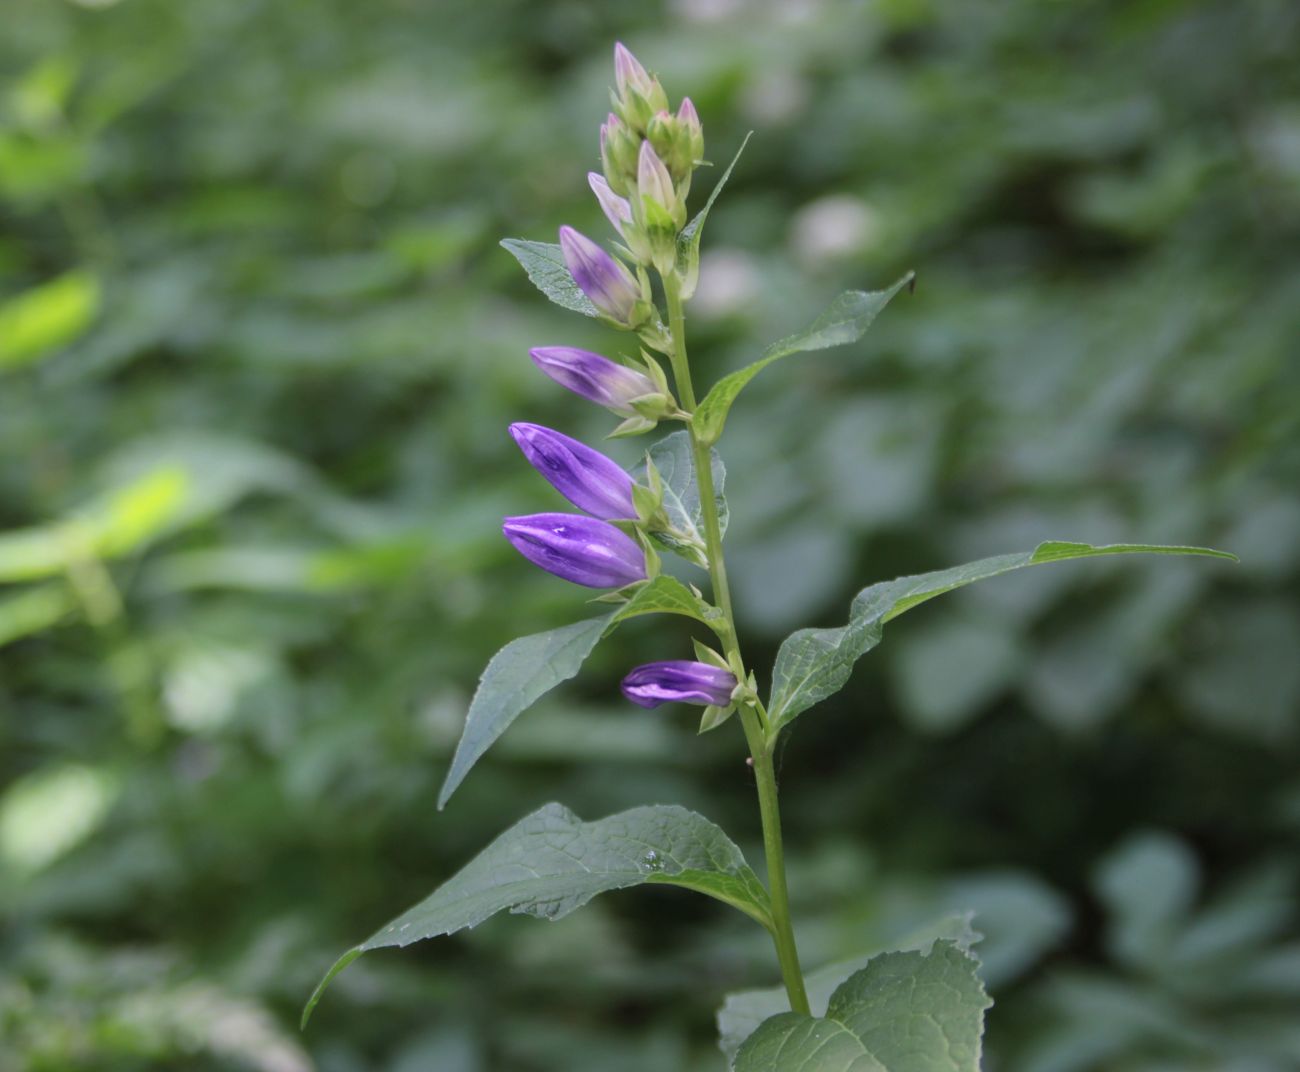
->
(2, 1, 1298, 1069)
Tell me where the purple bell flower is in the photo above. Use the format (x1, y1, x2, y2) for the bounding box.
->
(509, 423, 636, 520)
(621, 661, 738, 709)
(503, 513, 646, 589)
(528, 346, 657, 415)
(558, 225, 642, 326)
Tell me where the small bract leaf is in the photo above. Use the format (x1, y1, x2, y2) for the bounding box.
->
(607, 574, 720, 632)
(303, 802, 772, 1027)
(500, 238, 600, 317)
(676, 132, 752, 299)
(693, 273, 914, 446)
(768, 541, 1236, 732)
(438, 615, 613, 808)
(733, 941, 990, 1072)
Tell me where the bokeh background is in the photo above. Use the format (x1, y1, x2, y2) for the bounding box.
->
(3, 1, 1299, 1069)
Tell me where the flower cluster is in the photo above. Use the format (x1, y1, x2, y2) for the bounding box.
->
(504, 44, 734, 713)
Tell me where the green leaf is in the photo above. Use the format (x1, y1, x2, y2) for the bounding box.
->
(693, 273, 914, 446)
(717, 914, 980, 1063)
(0, 584, 76, 648)
(676, 132, 752, 297)
(500, 238, 599, 317)
(304, 802, 772, 1026)
(0, 270, 101, 370)
(733, 941, 990, 1072)
(639, 430, 728, 558)
(437, 615, 613, 809)
(607, 575, 724, 633)
(768, 541, 1236, 732)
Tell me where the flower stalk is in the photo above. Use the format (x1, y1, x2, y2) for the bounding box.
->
(661, 269, 811, 1016)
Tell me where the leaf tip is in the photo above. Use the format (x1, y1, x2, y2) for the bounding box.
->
(300, 947, 364, 1030)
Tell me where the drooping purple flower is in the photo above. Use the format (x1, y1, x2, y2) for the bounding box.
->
(509, 423, 636, 520)
(528, 346, 657, 414)
(621, 661, 738, 709)
(558, 225, 641, 325)
(503, 513, 646, 589)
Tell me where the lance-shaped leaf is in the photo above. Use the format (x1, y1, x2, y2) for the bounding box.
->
(303, 803, 772, 1026)
(733, 941, 990, 1072)
(638, 430, 728, 559)
(438, 615, 613, 808)
(500, 238, 600, 317)
(607, 574, 725, 634)
(693, 273, 915, 446)
(717, 914, 980, 1063)
(675, 133, 752, 298)
(768, 541, 1236, 732)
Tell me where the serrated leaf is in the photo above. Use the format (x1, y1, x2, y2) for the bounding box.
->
(437, 615, 613, 808)
(733, 941, 990, 1072)
(693, 273, 914, 446)
(607, 575, 722, 632)
(304, 802, 772, 1026)
(500, 238, 599, 317)
(676, 132, 752, 297)
(768, 541, 1236, 732)
(638, 430, 728, 558)
(717, 914, 980, 1063)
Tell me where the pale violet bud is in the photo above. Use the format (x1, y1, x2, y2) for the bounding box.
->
(634, 141, 681, 272)
(590, 173, 654, 266)
(588, 172, 631, 233)
(677, 97, 704, 164)
(558, 226, 646, 327)
(528, 346, 658, 415)
(611, 42, 668, 132)
(600, 112, 639, 197)
(637, 139, 677, 219)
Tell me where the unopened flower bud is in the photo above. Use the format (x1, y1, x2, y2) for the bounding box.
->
(528, 346, 658, 416)
(503, 513, 647, 589)
(677, 97, 704, 165)
(611, 42, 668, 132)
(600, 113, 640, 197)
(588, 173, 653, 265)
(558, 225, 648, 328)
(509, 423, 636, 520)
(621, 660, 738, 708)
(637, 139, 678, 219)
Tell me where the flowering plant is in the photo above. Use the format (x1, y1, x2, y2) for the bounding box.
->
(303, 44, 1233, 1068)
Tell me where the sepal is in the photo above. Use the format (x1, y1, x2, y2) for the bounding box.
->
(698, 703, 736, 734)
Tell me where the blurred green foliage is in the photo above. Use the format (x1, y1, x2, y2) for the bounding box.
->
(2, 0, 1297, 1069)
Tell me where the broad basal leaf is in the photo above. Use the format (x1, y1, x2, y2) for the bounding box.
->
(500, 238, 600, 317)
(640, 430, 728, 559)
(437, 615, 613, 808)
(303, 803, 772, 1025)
(676, 132, 752, 299)
(717, 914, 979, 1063)
(692, 273, 914, 446)
(768, 541, 1236, 732)
(733, 941, 990, 1072)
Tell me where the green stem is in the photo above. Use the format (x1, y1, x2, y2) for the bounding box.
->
(662, 273, 811, 1016)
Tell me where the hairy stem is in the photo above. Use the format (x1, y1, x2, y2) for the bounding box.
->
(662, 273, 811, 1015)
